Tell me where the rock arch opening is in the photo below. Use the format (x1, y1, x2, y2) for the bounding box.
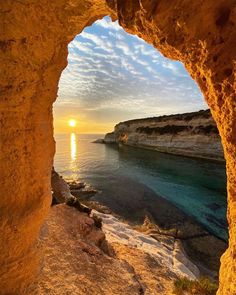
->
(54, 16, 207, 134)
(52, 14, 228, 289)
(1, 1, 235, 294)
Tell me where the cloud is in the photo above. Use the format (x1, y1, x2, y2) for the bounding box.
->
(94, 18, 122, 31)
(116, 42, 133, 56)
(56, 16, 206, 132)
(79, 31, 114, 54)
(69, 40, 93, 54)
(162, 61, 188, 77)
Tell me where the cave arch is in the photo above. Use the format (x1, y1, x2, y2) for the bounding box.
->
(0, 1, 235, 294)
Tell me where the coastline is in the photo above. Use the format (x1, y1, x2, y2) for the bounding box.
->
(118, 142, 226, 163)
(94, 139, 225, 163)
(94, 139, 226, 163)
(96, 109, 225, 163)
(37, 204, 197, 294)
(65, 175, 227, 279)
(44, 168, 226, 294)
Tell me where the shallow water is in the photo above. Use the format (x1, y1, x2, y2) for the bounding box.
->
(54, 133, 227, 240)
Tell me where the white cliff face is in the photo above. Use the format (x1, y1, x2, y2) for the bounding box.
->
(105, 110, 224, 161)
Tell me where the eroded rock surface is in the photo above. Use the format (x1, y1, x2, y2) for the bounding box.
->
(0, 0, 235, 294)
(36, 204, 198, 294)
(103, 109, 224, 161)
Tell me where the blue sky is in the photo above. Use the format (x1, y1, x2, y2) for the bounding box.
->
(54, 17, 207, 133)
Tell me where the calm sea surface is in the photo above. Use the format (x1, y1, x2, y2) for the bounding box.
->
(54, 133, 227, 240)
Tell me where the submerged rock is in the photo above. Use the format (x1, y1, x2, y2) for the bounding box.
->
(92, 138, 105, 144)
(70, 188, 98, 199)
(67, 181, 86, 190)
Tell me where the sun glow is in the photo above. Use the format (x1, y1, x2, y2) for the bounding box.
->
(68, 119, 76, 127)
(70, 133, 77, 161)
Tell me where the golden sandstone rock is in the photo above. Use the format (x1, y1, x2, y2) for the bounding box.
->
(0, 0, 235, 294)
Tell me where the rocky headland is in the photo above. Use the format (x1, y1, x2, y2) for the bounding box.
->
(99, 110, 224, 162)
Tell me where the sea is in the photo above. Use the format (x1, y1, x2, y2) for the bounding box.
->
(54, 133, 228, 241)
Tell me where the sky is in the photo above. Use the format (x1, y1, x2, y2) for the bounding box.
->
(54, 17, 207, 134)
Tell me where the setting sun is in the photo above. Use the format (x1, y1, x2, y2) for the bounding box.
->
(68, 119, 76, 127)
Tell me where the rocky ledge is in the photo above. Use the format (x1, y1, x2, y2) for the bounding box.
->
(39, 171, 212, 294)
(101, 109, 224, 162)
(66, 176, 227, 277)
(50, 172, 227, 281)
(36, 204, 200, 295)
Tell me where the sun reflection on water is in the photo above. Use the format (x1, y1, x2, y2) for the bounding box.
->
(70, 133, 77, 161)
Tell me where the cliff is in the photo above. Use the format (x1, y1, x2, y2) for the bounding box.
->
(104, 109, 224, 161)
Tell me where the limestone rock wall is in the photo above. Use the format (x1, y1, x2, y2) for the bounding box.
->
(107, 2, 236, 294)
(0, 0, 235, 294)
(0, 1, 110, 293)
(106, 110, 224, 161)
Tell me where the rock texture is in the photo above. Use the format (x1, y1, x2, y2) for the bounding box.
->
(0, 0, 235, 294)
(36, 204, 198, 294)
(104, 131, 116, 143)
(77, 174, 227, 275)
(0, 1, 111, 294)
(51, 168, 92, 214)
(104, 109, 224, 161)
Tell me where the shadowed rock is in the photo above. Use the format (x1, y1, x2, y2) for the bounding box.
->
(51, 168, 92, 215)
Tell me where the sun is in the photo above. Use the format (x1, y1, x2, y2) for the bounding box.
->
(68, 119, 76, 127)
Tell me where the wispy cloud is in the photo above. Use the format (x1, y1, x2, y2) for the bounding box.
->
(56, 16, 206, 132)
(94, 18, 122, 31)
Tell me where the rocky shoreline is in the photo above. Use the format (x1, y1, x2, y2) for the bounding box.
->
(38, 205, 192, 294)
(51, 171, 227, 280)
(33, 170, 222, 294)
(95, 110, 225, 162)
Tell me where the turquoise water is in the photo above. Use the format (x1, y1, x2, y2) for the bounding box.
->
(54, 133, 228, 241)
